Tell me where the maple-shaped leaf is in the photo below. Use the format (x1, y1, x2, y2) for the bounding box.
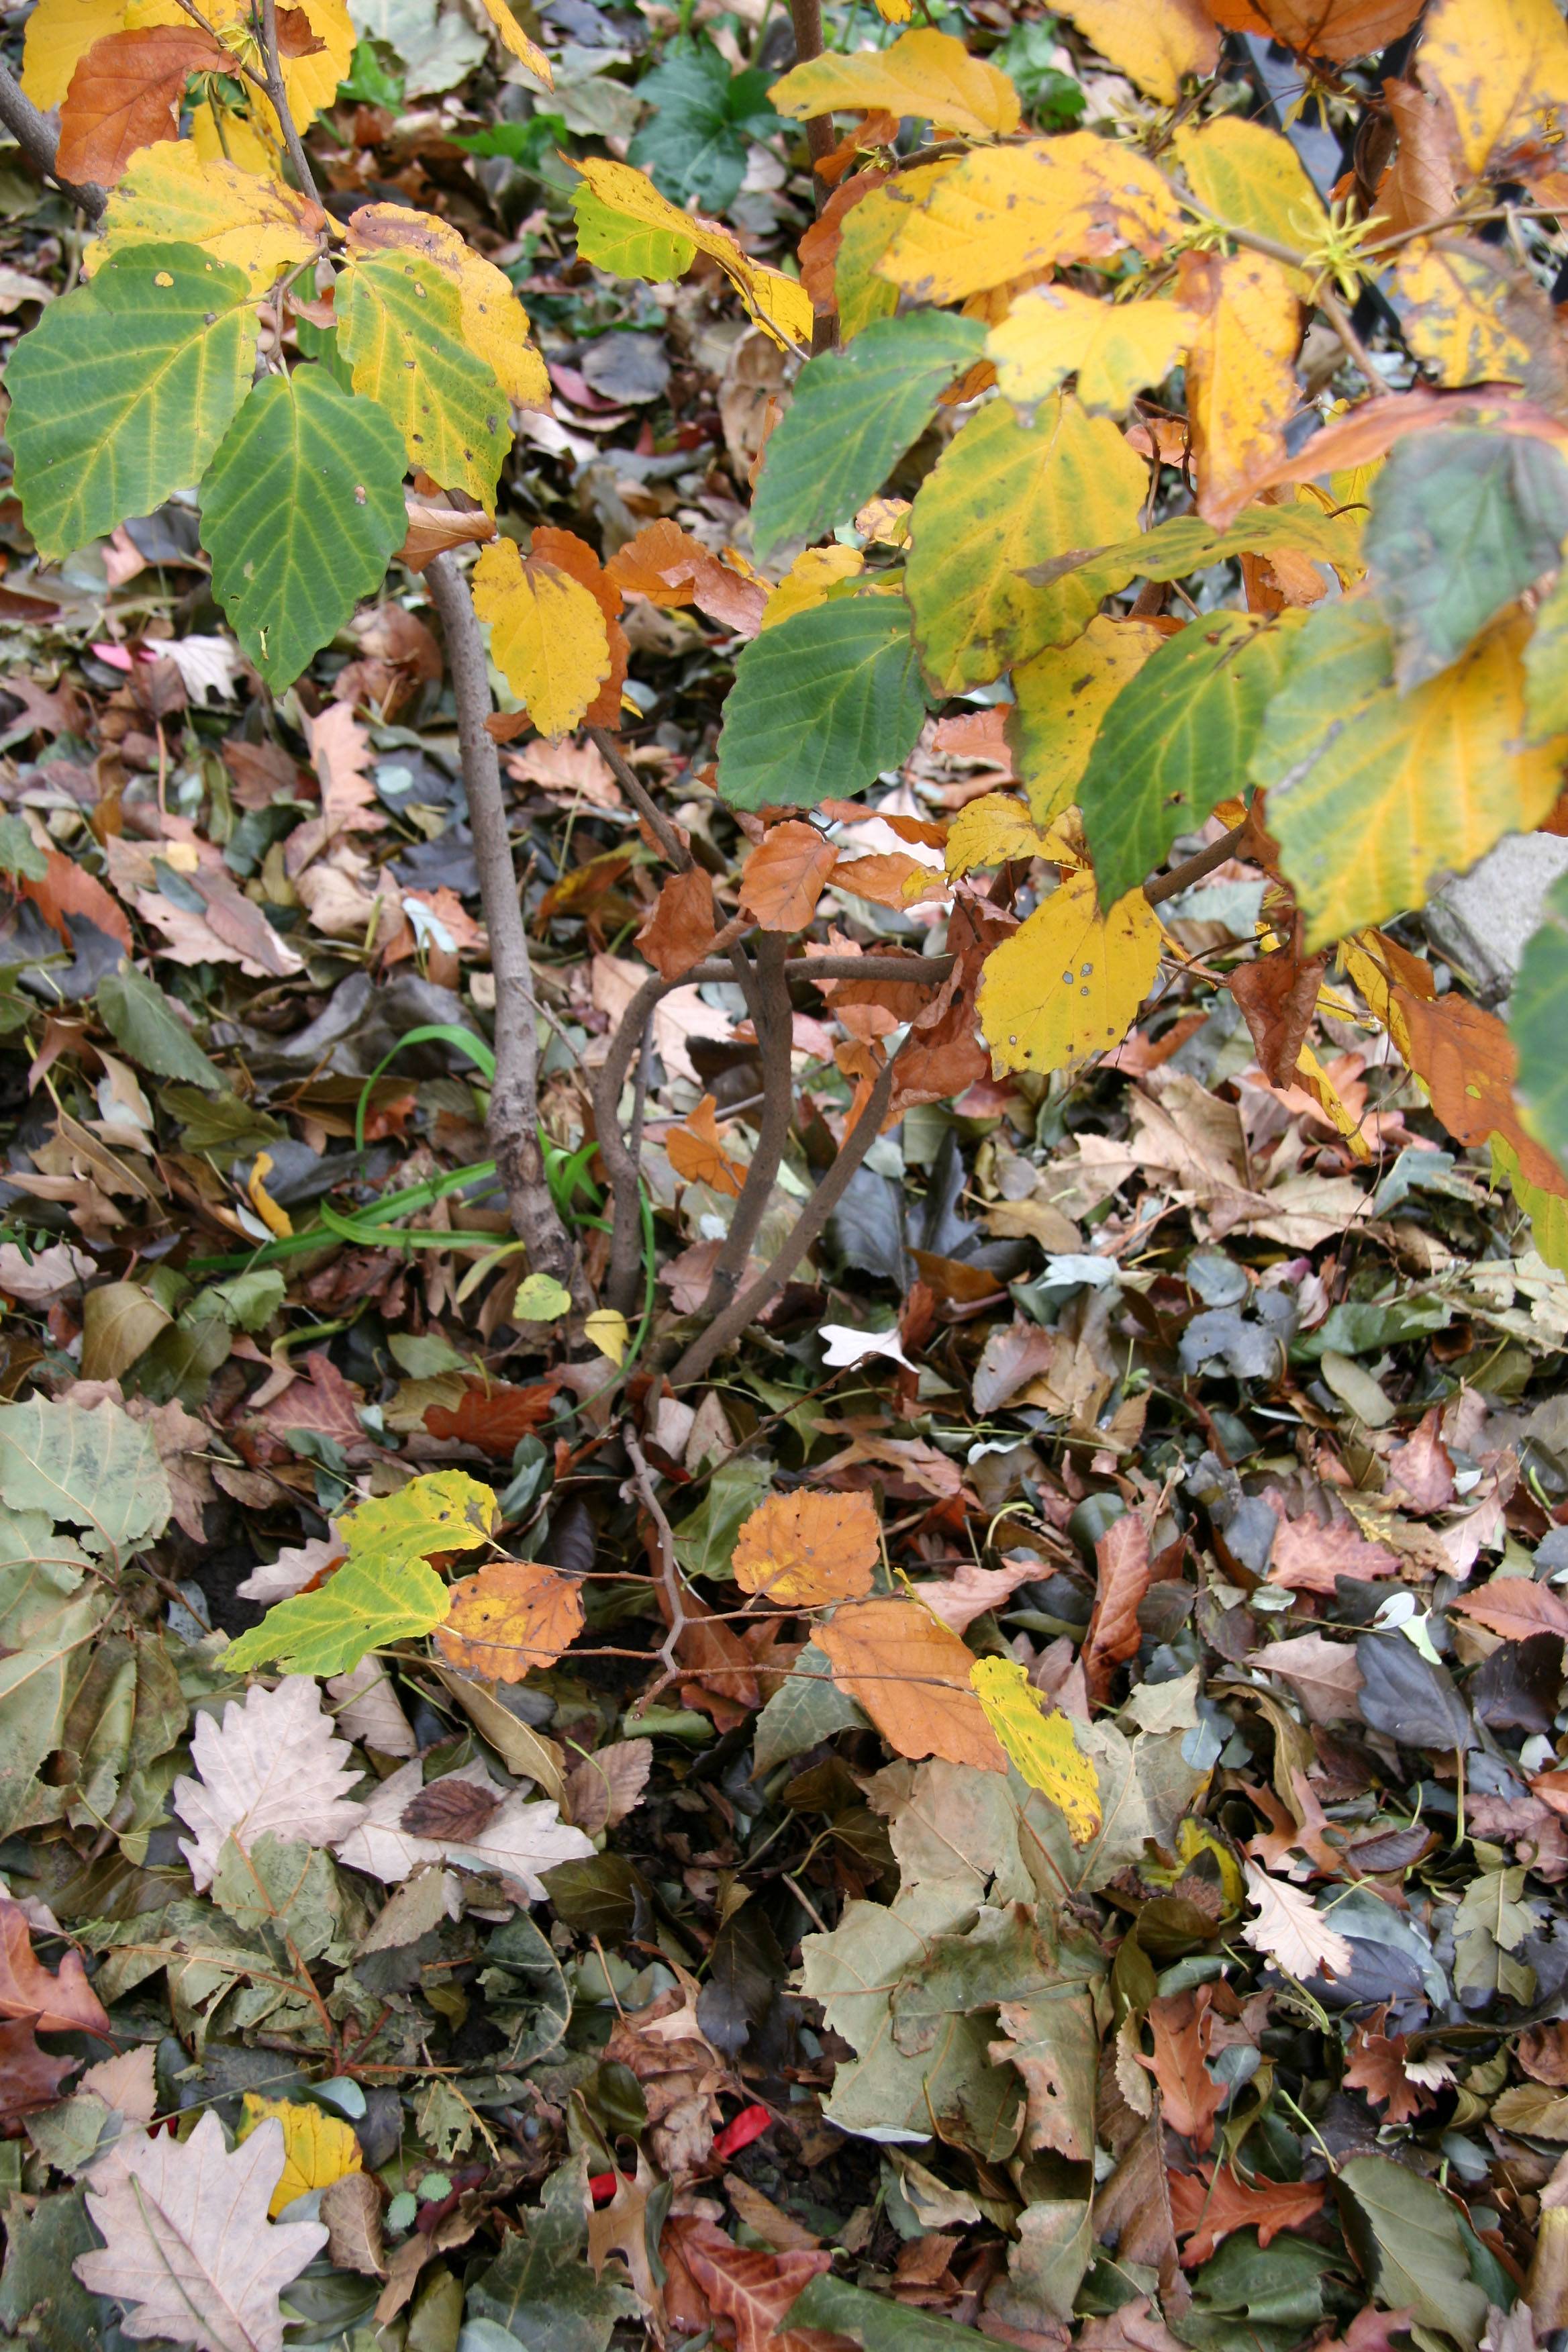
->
(433, 1559, 587, 1681)
(0, 2014, 82, 2127)
(675, 2216, 834, 2352)
(75, 2111, 327, 2352)
(172, 1675, 366, 1892)
(1140, 1989, 1227, 2152)
(732, 1489, 880, 1608)
(666, 1097, 749, 1199)
(1167, 2160, 1325, 2265)
(1, 1892, 111, 2034)
(1343, 2013, 1432, 2124)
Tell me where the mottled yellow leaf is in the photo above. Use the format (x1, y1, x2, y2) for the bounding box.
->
(906, 392, 1147, 691)
(1177, 248, 1300, 528)
(338, 250, 510, 507)
(1393, 237, 1539, 387)
(344, 205, 549, 411)
(1055, 0, 1217, 103)
(246, 1153, 293, 1240)
(237, 2094, 362, 2217)
(126, 0, 352, 132)
(1418, 0, 1568, 177)
(978, 866, 1163, 1075)
(21, 0, 125, 111)
(988, 283, 1193, 415)
(571, 158, 812, 350)
(877, 132, 1185, 306)
(769, 28, 1019, 141)
(474, 0, 552, 84)
(1009, 616, 1167, 822)
(1173, 116, 1323, 298)
(472, 539, 611, 740)
(830, 165, 959, 338)
(584, 1308, 629, 1365)
(86, 141, 320, 285)
(945, 793, 1063, 876)
(762, 545, 865, 631)
(969, 1656, 1101, 1842)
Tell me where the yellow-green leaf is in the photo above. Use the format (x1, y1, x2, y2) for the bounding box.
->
(1255, 604, 1565, 948)
(338, 249, 510, 508)
(569, 158, 812, 350)
(1009, 616, 1166, 822)
(969, 1656, 1101, 1842)
(830, 168, 961, 339)
(977, 867, 1163, 1076)
(86, 140, 321, 287)
(572, 181, 695, 283)
(877, 132, 1185, 306)
(1392, 236, 1544, 389)
(1178, 248, 1300, 528)
(987, 283, 1193, 417)
(344, 204, 550, 411)
(1418, 0, 1568, 177)
(1173, 116, 1323, 297)
(945, 793, 1067, 876)
(237, 2094, 362, 2217)
(1053, 0, 1216, 103)
(472, 538, 613, 740)
(769, 26, 1019, 141)
(906, 392, 1147, 692)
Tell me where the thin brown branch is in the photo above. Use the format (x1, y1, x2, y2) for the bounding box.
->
(585, 726, 693, 873)
(425, 552, 577, 1292)
(1144, 819, 1250, 908)
(683, 950, 955, 987)
(0, 58, 105, 216)
(668, 1042, 903, 1388)
(622, 1423, 688, 1713)
(698, 934, 794, 1319)
(255, 0, 321, 203)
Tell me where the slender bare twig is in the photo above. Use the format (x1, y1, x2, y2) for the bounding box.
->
(786, 0, 836, 183)
(668, 1042, 903, 1388)
(1144, 819, 1250, 907)
(256, 0, 321, 201)
(699, 933, 794, 1317)
(426, 552, 578, 1292)
(0, 59, 105, 216)
(586, 727, 693, 875)
(622, 1423, 688, 1712)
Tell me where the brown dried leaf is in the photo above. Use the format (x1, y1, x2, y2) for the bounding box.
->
(675, 2217, 838, 2352)
(1450, 1578, 1568, 1643)
(0, 2016, 81, 2126)
(320, 2171, 387, 2278)
(1227, 944, 1326, 1088)
(740, 822, 840, 932)
(816, 1597, 1006, 1770)
(1253, 0, 1422, 59)
(732, 1489, 881, 1608)
(0, 1894, 111, 2035)
(562, 1738, 654, 1834)
(399, 1777, 504, 1841)
(636, 866, 718, 982)
(1139, 1990, 1227, 2153)
(1083, 1512, 1151, 1706)
(433, 1560, 587, 1680)
(667, 1095, 748, 1198)
(57, 23, 224, 186)
(1167, 2161, 1324, 2265)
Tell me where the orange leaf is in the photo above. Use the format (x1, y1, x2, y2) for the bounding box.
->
(606, 520, 767, 638)
(1167, 2160, 1324, 2265)
(675, 2218, 838, 2352)
(20, 846, 132, 952)
(422, 1377, 560, 1455)
(740, 822, 840, 932)
(1177, 248, 1300, 528)
(1253, 0, 1421, 58)
(635, 865, 717, 982)
(1083, 1511, 1150, 1706)
(731, 1489, 880, 1607)
(1387, 984, 1568, 1203)
(57, 24, 226, 187)
(0, 1893, 111, 2035)
(816, 1596, 1006, 1770)
(1343, 2014, 1432, 2124)
(667, 1094, 748, 1199)
(1449, 1577, 1568, 1643)
(1139, 1989, 1226, 2152)
(433, 1559, 585, 1680)
(832, 850, 942, 911)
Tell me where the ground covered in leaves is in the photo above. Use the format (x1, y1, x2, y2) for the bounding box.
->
(1, 5, 1567, 2352)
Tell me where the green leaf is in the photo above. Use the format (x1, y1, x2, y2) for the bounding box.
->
(1363, 428, 1568, 689)
(210, 1831, 344, 1963)
(0, 2186, 123, 2351)
(717, 593, 929, 811)
(752, 1640, 869, 1777)
(224, 1467, 497, 1676)
(672, 1456, 774, 1582)
(1490, 1132, 1568, 1277)
(788, 2274, 997, 2352)
(338, 249, 510, 507)
(467, 2159, 640, 2352)
(571, 181, 695, 281)
(5, 241, 256, 565)
(1334, 2158, 1489, 2349)
(1175, 2229, 1340, 2352)
(511, 1271, 573, 1320)
(479, 1910, 573, 2071)
(0, 814, 48, 882)
(97, 964, 224, 1093)
(199, 364, 407, 691)
(1073, 501, 1364, 600)
(0, 1394, 170, 1566)
(1079, 611, 1293, 908)
(1512, 867, 1568, 1177)
(751, 312, 986, 560)
(626, 38, 778, 212)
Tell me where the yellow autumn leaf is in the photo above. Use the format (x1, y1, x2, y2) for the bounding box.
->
(905, 391, 1148, 692)
(969, 1657, 1101, 1843)
(1392, 238, 1539, 388)
(246, 1153, 293, 1240)
(1418, 0, 1568, 178)
(1053, 0, 1217, 103)
(584, 1308, 629, 1365)
(945, 793, 1064, 876)
(237, 2094, 362, 2217)
(188, 95, 279, 178)
(977, 866, 1163, 1075)
(1010, 616, 1167, 822)
(873, 0, 912, 17)
(344, 205, 549, 410)
(21, 0, 125, 110)
(761, 545, 864, 630)
(1177, 248, 1300, 528)
(877, 132, 1186, 306)
(472, 539, 611, 740)
(571, 158, 812, 352)
(85, 142, 321, 285)
(1173, 117, 1323, 299)
(474, 0, 552, 85)
(1293, 1040, 1371, 1161)
(126, 0, 353, 134)
(769, 27, 1019, 142)
(987, 283, 1194, 416)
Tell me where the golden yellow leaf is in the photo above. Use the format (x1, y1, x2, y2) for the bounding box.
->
(1173, 117, 1323, 299)
(434, 1559, 585, 1680)
(126, 0, 352, 132)
(571, 158, 812, 351)
(1392, 237, 1539, 387)
(187, 95, 279, 177)
(584, 1307, 629, 1365)
(1177, 248, 1300, 528)
(246, 1152, 293, 1239)
(85, 141, 320, 285)
(817, 1598, 1006, 1771)
(977, 867, 1163, 1075)
(769, 28, 1019, 142)
(344, 205, 549, 409)
(237, 2094, 362, 2217)
(1054, 0, 1217, 103)
(987, 283, 1193, 415)
(1293, 1040, 1371, 1161)
(945, 793, 1063, 876)
(827, 161, 959, 339)
(471, 538, 611, 740)
(473, 0, 552, 84)
(873, 0, 912, 17)
(969, 1656, 1101, 1843)
(21, 0, 125, 111)
(1009, 616, 1167, 822)
(1418, 0, 1568, 177)
(877, 133, 1186, 306)
(732, 1489, 880, 1606)
(761, 544, 864, 630)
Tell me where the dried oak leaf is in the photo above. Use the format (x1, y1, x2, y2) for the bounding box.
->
(433, 1559, 585, 1681)
(1167, 2160, 1324, 2266)
(0, 1895, 111, 2035)
(0, 2016, 81, 2127)
(732, 1489, 880, 1607)
(172, 1675, 366, 1892)
(1450, 1578, 1568, 1643)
